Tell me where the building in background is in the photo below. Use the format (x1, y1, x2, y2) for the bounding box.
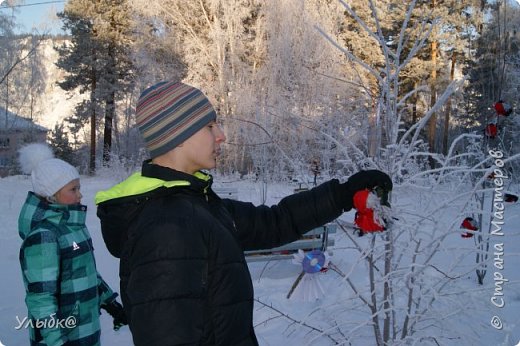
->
(0, 107, 48, 177)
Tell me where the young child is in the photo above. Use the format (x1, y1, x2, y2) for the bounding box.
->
(18, 143, 126, 346)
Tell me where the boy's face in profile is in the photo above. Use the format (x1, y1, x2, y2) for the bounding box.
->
(174, 121, 226, 174)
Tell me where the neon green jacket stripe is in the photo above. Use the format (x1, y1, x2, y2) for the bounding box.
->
(95, 171, 210, 205)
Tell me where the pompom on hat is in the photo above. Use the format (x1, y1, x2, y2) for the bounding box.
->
(136, 81, 217, 158)
(18, 143, 79, 198)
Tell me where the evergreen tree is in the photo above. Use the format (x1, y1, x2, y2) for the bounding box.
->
(48, 122, 76, 166)
(464, 0, 519, 124)
(463, 0, 520, 166)
(56, 0, 134, 173)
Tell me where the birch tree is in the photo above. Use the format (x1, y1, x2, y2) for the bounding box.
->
(0, 10, 47, 149)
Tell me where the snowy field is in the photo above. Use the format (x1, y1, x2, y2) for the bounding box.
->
(1, 173, 519, 345)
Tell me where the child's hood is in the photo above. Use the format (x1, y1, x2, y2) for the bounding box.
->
(18, 191, 86, 240)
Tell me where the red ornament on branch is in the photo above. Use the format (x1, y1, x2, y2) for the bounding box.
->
(484, 123, 498, 139)
(461, 217, 478, 238)
(493, 100, 513, 117)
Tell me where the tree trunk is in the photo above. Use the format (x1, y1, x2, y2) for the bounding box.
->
(383, 235, 392, 344)
(428, 0, 438, 159)
(103, 90, 115, 164)
(428, 40, 438, 155)
(89, 68, 97, 174)
(412, 81, 418, 125)
(368, 80, 380, 158)
(103, 19, 118, 164)
(442, 54, 456, 155)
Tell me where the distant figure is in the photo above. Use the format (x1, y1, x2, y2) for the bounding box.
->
(96, 81, 392, 346)
(18, 143, 126, 346)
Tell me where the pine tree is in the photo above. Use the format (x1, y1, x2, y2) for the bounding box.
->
(463, 0, 520, 164)
(56, 0, 134, 173)
(48, 123, 76, 166)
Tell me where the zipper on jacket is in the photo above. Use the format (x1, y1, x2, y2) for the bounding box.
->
(203, 184, 209, 202)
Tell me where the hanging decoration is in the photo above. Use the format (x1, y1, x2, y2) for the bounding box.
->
(461, 217, 478, 238)
(484, 123, 498, 139)
(287, 249, 330, 301)
(487, 169, 496, 180)
(505, 193, 518, 203)
(493, 100, 513, 117)
(353, 188, 391, 234)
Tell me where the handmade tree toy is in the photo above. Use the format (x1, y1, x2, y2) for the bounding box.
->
(353, 186, 390, 234)
(287, 249, 331, 301)
(460, 217, 478, 238)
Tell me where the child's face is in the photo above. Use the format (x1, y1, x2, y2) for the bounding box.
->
(54, 179, 82, 205)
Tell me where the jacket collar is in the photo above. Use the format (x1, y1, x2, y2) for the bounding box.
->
(19, 191, 87, 240)
(141, 160, 213, 192)
(95, 160, 213, 205)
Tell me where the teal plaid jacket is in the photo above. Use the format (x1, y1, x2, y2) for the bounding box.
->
(18, 192, 116, 346)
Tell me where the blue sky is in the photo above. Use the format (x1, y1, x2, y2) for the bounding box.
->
(0, 0, 65, 35)
(2, 0, 520, 35)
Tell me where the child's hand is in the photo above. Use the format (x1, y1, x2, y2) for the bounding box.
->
(101, 300, 127, 331)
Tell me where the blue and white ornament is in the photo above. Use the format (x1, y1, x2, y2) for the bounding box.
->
(290, 249, 331, 301)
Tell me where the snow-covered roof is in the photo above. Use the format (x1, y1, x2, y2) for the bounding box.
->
(0, 107, 48, 132)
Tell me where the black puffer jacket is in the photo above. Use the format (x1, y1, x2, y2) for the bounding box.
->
(96, 161, 346, 346)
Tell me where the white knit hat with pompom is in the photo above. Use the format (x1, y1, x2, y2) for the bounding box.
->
(18, 143, 79, 198)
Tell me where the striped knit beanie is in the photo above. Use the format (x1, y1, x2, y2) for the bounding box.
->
(136, 81, 217, 158)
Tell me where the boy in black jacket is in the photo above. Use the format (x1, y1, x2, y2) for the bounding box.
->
(96, 81, 392, 346)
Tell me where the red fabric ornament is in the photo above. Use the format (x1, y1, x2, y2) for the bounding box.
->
(485, 123, 498, 138)
(461, 217, 478, 238)
(494, 101, 513, 116)
(461, 217, 478, 230)
(353, 189, 386, 233)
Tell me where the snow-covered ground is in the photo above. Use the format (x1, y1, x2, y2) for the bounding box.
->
(1, 173, 519, 345)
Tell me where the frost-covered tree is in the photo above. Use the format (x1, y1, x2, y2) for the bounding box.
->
(335, 0, 483, 156)
(295, 0, 520, 344)
(1, 4, 46, 126)
(242, 0, 369, 180)
(131, 0, 263, 103)
(463, 0, 520, 156)
(0, 3, 18, 89)
(130, 14, 187, 88)
(130, 0, 268, 172)
(459, 0, 520, 285)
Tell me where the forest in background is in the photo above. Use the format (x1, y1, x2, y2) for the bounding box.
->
(1, 0, 519, 181)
